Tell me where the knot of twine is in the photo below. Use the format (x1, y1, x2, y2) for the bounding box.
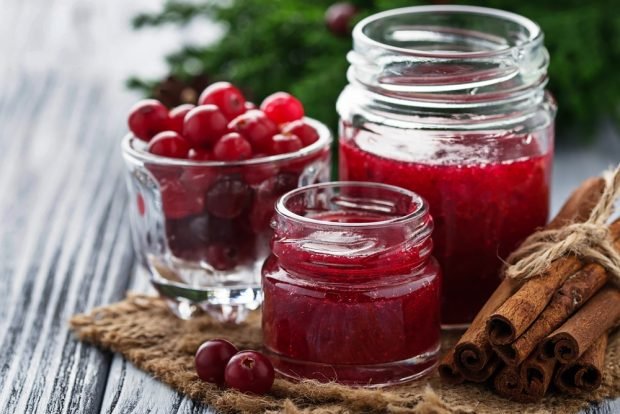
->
(505, 165, 620, 287)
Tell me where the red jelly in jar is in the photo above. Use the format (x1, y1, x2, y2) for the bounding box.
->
(337, 6, 556, 327)
(262, 182, 441, 386)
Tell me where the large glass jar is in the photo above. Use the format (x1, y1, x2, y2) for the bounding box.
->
(337, 6, 555, 327)
(262, 182, 441, 386)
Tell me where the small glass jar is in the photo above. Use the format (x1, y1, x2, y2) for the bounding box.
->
(262, 182, 441, 386)
(122, 118, 331, 322)
(337, 6, 555, 327)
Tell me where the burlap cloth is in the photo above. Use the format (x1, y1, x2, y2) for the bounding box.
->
(70, 294, 620, 413)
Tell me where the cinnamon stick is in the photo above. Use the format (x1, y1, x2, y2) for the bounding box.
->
(540, 286, 620, 363)
(520, 353, 557, 401)
(554, 334, 608, 394)
(487, 257, 584, 345)
(493, 262, 608, 366)
(486, 178, 606, 346)
(493, 365, 524, 401)
(438, 352, 464, 385)
(453, 279, 517, 375)
(448, 177, 605, 380)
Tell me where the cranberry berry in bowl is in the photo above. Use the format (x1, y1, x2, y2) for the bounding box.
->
(122, 83, 332, 322)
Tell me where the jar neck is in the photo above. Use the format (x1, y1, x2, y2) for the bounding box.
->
(271, 182, 434, 281)
(347, 6, 549, 111)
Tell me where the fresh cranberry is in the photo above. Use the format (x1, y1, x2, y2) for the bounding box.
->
(282, 120, 319, 146)
(148, 131, 192, 159)
(260, 92, 304, 125)
(228, 110, 278, 153)
(198, 82, 247, 121)
(160, 180, 204, 219)
(250, 173, 298, 231)
(205, 178, 253, 219)
(268, 133, 303, 155)
(259, 173, 299, 199)
(206, 243, 239, 270)
(243, 163, 278, 186)
(224, 351, 274, 394)
(213, 132, 253, 161)
(188, 148, 212, 161)
(195, 339, 239, 385)
(183, 105, 228, 147)
(325, 2, 357, 37)
(128, 99, 169, 142)
(146, 163, 183, 184)
(181, 166, 217, 193)
(244, 102, 257, 111)
(168, 104, 195, 134)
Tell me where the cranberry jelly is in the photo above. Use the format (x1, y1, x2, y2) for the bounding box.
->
(339, 133, 552, 326)
(262, 182, 441, 386)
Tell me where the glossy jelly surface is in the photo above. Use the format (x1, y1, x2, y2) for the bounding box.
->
(339, 130, 552, 326)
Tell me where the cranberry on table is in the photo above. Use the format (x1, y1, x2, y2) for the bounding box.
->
(183, 104, 229, 148)
(168, 104, 195, 134)
(228, 110, 278, 153)
(148, 131, 192, 159)
(195, 339, 239, 385)
(260, 92, 304, 125)
(199, 82, 247, 121)
(205, 178, 253, 219)
(213, 132, 253, 161)
(224, 351, 275, 394)
(282, 120, 319, 146)
(128, 99, 169, 142)
(268, 133, 303, 155)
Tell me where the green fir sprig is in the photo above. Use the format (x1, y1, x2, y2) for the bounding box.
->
(129, 0, 620, 138)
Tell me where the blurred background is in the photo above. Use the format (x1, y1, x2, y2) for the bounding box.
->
(127, 0, 620, 141)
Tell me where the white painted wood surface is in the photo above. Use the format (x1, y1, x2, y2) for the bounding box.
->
(0, 1, 617, 413)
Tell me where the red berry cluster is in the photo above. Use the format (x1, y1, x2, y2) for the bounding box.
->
(127, 82, 320, 161)
(127, 83, 328, 271)
(195, 339, 274, 395)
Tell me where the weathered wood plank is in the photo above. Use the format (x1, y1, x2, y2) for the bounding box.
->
(0, 71, 135, 413)
(99, 269, 216, 414)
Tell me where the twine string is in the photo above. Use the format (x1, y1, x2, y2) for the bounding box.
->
(505, 164, 620, 287)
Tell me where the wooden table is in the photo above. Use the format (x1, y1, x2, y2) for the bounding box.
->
(0, 1, 617, 412)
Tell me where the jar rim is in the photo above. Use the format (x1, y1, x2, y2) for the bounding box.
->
(121, 117, 332, 167)
(275, 181, 430, 229)
(354, 5, 542, 59)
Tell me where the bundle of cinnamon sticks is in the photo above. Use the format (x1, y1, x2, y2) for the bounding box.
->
(439, 177, 620, 402)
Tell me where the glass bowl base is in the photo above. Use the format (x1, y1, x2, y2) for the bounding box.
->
(147, 256, 263, 323)
(154, 280, 263, 323)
